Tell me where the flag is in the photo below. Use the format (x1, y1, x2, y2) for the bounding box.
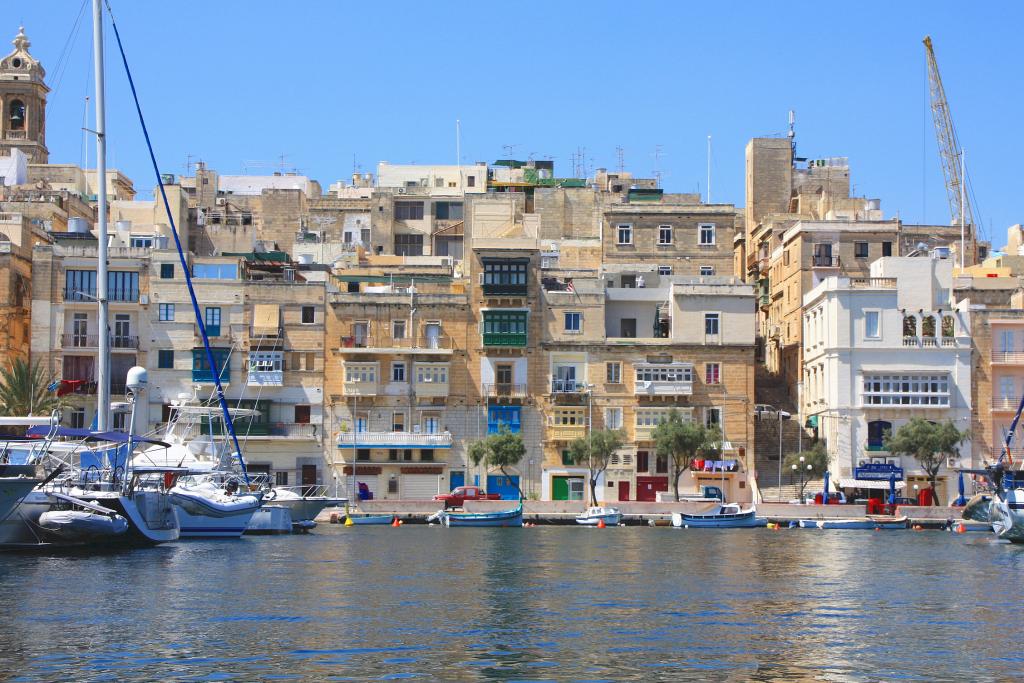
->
(565, 279, 575, 293)
(56, 379, 85, 397)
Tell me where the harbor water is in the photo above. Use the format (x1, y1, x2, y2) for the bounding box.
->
(1, 526, 1022, 681)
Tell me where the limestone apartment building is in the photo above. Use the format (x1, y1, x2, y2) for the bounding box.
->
(801, 256, 973, 505)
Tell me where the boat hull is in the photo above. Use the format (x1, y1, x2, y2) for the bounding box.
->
(439, 504, 524, 527)
(672, 511, 762, 528)
(0, 477, 39, 526)
(347, 515, 394, 525)
(576, 510, 622, 526)
(245, 505, 293, 535)
(174, 505, 258, 538)
(798, 516, 908, 530)
(989, 496, 1024, 542)
(77, 490, 180, 545)
(265, 496, 343, 525)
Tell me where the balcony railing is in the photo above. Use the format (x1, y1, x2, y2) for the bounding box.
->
(335, 431, 453, 448)
(635, 380, 694, 396)
(548, 423, 586, 440)
(481, 282, 528, 297)
(248, 370, 284, 387)
(903, 336, 955, 347)
(482, 332, 527, 347)
(340, 335, 452, 351)
(343, 380, 378, 396)
(551, 379, 583, 394)
(483, 383, 527, 399)
(192, 369, 230, 384)
(60, 334, 139, 349)
(246, 423, 319, 439)
(992, 352, 1024, 364)
(812, 255, 840, 268)
(413, 379, 449, 397)
(63, 288, 139, 303)
(5, 131, 27, 140)
(993, 396, 1023, 411)
(991, 447, 1024, 462)
(487, 422, 521, 435)
(249, 325, 282, 341)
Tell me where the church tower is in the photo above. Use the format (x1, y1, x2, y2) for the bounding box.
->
(0, 27, 48, 164)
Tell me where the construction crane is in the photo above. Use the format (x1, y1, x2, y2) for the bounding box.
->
(923, 35, 974, 232)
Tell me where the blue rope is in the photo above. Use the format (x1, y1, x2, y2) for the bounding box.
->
(103, 1, 250, 484)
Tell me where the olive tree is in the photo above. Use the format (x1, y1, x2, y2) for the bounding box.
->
(884, 418, 968, 505)
(568, 428, 625, 505)
(467, 426, 526, 498)
(653, 409, 722, 501)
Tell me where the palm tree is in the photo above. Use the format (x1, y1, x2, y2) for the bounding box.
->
(0, 359, 63, 417)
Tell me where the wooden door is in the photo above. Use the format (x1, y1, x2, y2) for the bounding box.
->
(301, 464, 317, 495)
(618, 481, 630, 502)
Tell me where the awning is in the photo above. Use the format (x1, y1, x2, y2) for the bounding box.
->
(253, 304, 280, 335)
(805, 415, 819, 428)
(836, 477, 906, 490)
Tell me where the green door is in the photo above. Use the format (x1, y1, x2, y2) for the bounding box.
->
(553, 476, 569, 501)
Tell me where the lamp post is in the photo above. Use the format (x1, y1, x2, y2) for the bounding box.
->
(792, 458, 812, 501)
(777, 410, 792, 502)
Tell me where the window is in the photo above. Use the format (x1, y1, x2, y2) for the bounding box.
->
(191, 347, 231, 383)
(482, 310, 528, 345)
(658, 225, 673, 245)
(420, 449, 434, 462)
(301, 306, 315, 324)
(249, 351, 283, 373)
(434, 201, 464, 220)
(205, 307, 222, 336)
(619, 319, 637, 338)
(344, 364, 377, 383)
(705, 313, 720, 336)
(636, 365, 694, 384)
(855, 241, 869, 258)
(655, 455, 668, 474)
(69, 408, 85, 429)
(487, 406, 521, 434)
(467, 175, 476, 188)
(356, 449, 371, 461)
(158, 350, 174, 369)
(882, 241, 893, 257)
(416, 364, 448, 384)
(294, 405, 311, 424)
(783, 250, 790, 266)
(862, 374, 950, 406)
(705, 363, 721, 385)
(275, 471, 289, 486)
(606, 362, 621, 384)
(605, 407, 623, 430)
(394, 201, 425, 221)
(699, 223, 716, 245)
(130, 236, 153, 249)
(699, 266, 715, 276)
(107, 271, 139, 302)
(867, 420, 892, 451)
(561, 449, 574, 466)
(705, 407, 722, 429)
(482, 259, 528, 294)
(392, 320, 406, 340)
(617, 224, 633, 245)
(564, 312, 581, 333)
(193, 263, 238, 280)
(160, 263, 174, 279)
(865, 311, 881, 339)
(402, 449, 413, 462)
(394, 233, 424, 256)
(392, 412, 406, 432)
(159, 303, 175, 322)
(391, 362, 406, 383)
(658, 265, 673, 276)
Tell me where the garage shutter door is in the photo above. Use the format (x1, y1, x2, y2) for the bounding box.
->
(401, 474, 441, 500)
(354, 475, 379, 500)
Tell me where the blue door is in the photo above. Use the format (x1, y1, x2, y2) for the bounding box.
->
(487, 474, 521, 500)
(449, 471, 465, 491)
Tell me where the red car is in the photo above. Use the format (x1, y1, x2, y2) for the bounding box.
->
(433, 486, 502, 508)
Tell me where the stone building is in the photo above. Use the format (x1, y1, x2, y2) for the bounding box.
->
(0, 27, 48, 164)
(325, 255, 474, 500)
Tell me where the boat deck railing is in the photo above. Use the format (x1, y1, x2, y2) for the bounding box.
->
(273, 484, 333, 498)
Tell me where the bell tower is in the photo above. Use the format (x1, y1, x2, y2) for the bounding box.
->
(0, 27, 49, 164)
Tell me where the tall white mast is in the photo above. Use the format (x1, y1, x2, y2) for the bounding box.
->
(93, 0, 110, 431)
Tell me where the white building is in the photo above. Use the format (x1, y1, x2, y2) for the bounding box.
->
(376, 162, 487, 195)
(802, 255, 973, 504)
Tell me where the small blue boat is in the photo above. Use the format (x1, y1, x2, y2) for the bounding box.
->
(432, 500, 523, 527)
(346, 514, 394, 525)
(671, 503, 762, 528)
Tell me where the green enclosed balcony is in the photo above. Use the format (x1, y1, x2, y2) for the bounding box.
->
(482, 311, 528, 347)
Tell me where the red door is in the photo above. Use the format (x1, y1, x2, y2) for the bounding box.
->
(636, 476, 668, 502)
(618, 481, 631, 502)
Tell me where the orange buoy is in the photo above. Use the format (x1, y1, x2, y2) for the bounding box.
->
(391, 518, 399, 527)
(597, 519, 606, 529)
(956, 524, 966, 534)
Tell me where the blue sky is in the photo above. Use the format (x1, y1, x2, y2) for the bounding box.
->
(7, 2, 1023, 245)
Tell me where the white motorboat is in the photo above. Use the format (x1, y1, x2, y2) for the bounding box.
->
(168, 478, 262, 538)
(259, 485, 345, 532)
(575, 506, 622, 526)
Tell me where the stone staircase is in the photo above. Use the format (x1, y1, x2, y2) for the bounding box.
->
(751, 365, 823, 503)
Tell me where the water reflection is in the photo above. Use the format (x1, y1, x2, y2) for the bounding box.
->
(0, 527, 1021, 680)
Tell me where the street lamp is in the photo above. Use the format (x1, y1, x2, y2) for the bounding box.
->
(777, 410, 792, 502)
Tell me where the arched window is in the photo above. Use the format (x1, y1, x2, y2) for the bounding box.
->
(902, 315, 917, 338)
(867, 420, 892, 451)
(941, 315, 955, 338)
(922, 315, 936, 338)
(8, 99, 25, 130)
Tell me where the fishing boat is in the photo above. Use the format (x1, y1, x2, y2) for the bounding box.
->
(671, 503, 762, 528)
(575, 506, 622, 526)
(797, 515, 908, 530)
(430, 500, 523, 527)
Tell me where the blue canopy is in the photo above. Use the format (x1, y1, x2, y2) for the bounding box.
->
(954, 471, 967, 506)
(26, 426, 170, 448)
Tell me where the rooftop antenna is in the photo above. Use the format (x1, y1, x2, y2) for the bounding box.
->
(652, 144, 664, 188)
(615, 146, 625, 174)
(456, 119, 463, 195)
(788, 110, 797, 163)
(706, 135, 712, 204)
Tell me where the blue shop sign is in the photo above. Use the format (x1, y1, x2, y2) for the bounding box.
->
(854, 462, 904, 481)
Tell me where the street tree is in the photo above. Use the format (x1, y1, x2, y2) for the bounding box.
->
(884, 418, 968, 504)
(653, 409, 722, 501)
(784, 440, 829, 499)
(568, 428, 625, 505)
(467, 426, 526, 498)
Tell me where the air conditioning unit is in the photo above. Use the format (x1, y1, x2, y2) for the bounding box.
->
(215, 197, 226, 206)
(139, 294, 149, 305)
(946, 456, 959, 469)
(397, 188, 406, 195)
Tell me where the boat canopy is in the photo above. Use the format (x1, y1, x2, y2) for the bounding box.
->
(26, 426, 171, 448)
